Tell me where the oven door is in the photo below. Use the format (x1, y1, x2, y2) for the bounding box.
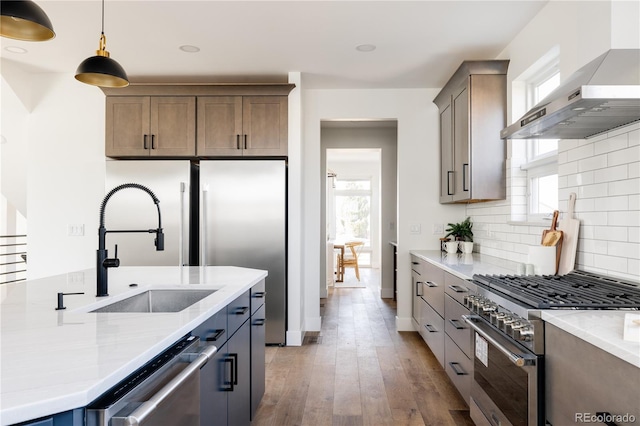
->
(463, 315, 543, 426)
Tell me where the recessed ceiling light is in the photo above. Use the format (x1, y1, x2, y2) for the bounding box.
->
(5, 46, 28, 54)
(179, 45, 200, 53)
(356, 44, 376, 53)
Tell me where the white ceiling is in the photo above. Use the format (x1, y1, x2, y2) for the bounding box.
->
(0, 1, 548, 89)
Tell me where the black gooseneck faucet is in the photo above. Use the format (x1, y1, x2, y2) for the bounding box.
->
(97, 183, 164, 297)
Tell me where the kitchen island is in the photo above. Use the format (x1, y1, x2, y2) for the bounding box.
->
(0, 266, 267, 426)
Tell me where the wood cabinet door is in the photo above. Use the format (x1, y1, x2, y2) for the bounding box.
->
(439, 100, 454, 203)
(452, 85, 470, 202)
(197, 96, 243, 157)
(105, 97, 150, 157)
(242, 96, 288, 156)
(150, 97, 196, 157)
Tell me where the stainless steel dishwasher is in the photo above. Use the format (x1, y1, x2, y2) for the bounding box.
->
(87, 335, 217, 426)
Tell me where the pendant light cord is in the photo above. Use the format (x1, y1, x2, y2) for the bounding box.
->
(101, 0, 105, 35)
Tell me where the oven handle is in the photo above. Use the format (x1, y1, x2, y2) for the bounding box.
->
(463, 315, 536, 367)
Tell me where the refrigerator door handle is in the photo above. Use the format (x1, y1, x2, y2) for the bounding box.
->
(201, 186, 208, 267)
(179, 182, 186, 266)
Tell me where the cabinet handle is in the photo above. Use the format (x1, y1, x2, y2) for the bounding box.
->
(415, 281, 423, 297)
(253, 291, 266, 299)
(448, 362, 467, 376)
(424, 281, 438, 288)
(243, 134, 248, 149)
(231, 353, 238, 385)
(462, 163, 469, 192)
(253, 318, 266, 326)
(223, 357, 234, 391)
(236, 134, 241, 150)
(447, 171, 454, 195)
(448, 285, 468, 293)
(411, 261, 419, 265)
(151, 134, 156, 149)
(448, 319, 465, 330)
(205, 328, 226, 342)
(424, 324, 438, 333)
(234, 306, 249, 315)
(143, 134, 148, 149)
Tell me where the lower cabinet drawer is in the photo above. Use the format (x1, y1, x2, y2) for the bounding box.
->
(228, 290, 251, 336)
(444, 294, 472, 358)
(420, 299, 445, 368)
(445, 334, 472, 405)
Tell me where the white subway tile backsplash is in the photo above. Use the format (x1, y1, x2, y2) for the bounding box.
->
(578, 154, 608, 172)
(594, 196, 628, 212)
(608, 145, 640, 167)
(468, 126, 639, 279)
(608, 241, 640, 259)
(608, 211, 640, 227)
(594, 133, 628, 155)
(577, 183, 608, 199)
(568, 143, 595, 161)
(594, 164, 627, 183)
(608, 178, 640, 196)
(593, 226, 628, 242)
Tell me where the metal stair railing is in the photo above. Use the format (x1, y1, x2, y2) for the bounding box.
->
(1, 235, 27, 285)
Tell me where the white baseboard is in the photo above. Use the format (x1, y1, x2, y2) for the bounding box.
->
(396, 316, 415, 331)
(286, 330, 303, 346)
(306, 316, 321, 331)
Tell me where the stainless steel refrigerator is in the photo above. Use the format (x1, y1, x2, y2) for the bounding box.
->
(105, 159, 287, 345)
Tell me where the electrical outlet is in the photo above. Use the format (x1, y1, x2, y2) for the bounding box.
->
(67, 271, 85, 286)
(433, 224, 444, 235)
(409, 223, 421, 234)
(67, 224, 85, 237)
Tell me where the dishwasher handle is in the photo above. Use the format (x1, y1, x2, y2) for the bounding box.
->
(114, 345, 217, 425)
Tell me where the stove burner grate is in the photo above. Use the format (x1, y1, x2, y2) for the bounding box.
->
(473, 270, 640, 309)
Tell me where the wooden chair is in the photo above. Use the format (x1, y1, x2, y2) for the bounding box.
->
(338, 241, 365, 281)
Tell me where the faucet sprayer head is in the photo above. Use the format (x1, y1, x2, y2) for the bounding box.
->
(155, 229, 165, 251)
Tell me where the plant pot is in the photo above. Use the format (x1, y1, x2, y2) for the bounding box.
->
(460, 241, 473, 254)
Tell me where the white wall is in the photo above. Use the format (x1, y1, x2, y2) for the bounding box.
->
(466, 0, 640, 281)
(302, 89, 465, 333)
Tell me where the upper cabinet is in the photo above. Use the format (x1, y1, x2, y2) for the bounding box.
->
(433, 60, 509, 203)
(106, 96, 196, 157)
(102, 84, 294, 159)
(197, 96, 288, 157)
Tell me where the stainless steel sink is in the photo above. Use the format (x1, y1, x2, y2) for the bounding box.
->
(90, 289, 216, 313)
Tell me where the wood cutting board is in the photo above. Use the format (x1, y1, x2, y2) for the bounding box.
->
(557, 193, 580, 275)
(541, 210, 563, 274)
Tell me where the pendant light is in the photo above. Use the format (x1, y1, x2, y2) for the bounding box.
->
(75, 0, 128, 88)
(0, 0, 55, 41)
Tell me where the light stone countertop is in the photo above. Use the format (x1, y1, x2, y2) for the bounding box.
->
(0, 266, 267, 426)
(409, 250, 640, 369)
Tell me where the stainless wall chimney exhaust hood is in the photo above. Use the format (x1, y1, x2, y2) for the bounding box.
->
(501, 49, 640, 140)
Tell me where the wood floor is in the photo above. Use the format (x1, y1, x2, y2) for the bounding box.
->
(251, 271, 474, 426)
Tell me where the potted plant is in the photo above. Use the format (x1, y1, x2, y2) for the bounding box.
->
(444, 217, 474, 253)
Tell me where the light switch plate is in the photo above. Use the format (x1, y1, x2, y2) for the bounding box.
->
(409, 223, 421, 234)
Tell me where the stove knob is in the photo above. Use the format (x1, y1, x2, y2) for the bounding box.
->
(514, 326, 534, 342)
(498, 316, 513, 330)
(491, 312, 506, 326)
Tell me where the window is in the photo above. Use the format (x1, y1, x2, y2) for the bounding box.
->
(333, 178, 371, 266)
(522, 60, 560, 219)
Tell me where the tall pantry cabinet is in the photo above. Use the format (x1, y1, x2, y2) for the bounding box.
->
(433, 60, 509, 203)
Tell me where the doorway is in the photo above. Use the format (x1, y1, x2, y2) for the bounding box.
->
(320, 121, 397, 299)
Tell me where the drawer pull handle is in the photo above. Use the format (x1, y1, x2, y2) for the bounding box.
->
(234, 306, 249, 315)
(448, 319, 465, 330)
(143, 134, 148, 149)
(253, 291, 266, 298)
(448, 285, 467, 293)
(205, 328, 225, 342)
(253, 318, 266, 326)
(411, 261, 419, 265)
(424, 281, 438, 288)
(424, 324, 438, 333)
(449, 362, 467, 376)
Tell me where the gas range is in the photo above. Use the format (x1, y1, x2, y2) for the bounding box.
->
(466, 270, 640, 355)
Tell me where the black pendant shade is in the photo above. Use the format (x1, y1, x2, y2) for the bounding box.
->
(75, 32, 129, 88)
(75, 35, 129, 88)
(0, 0, 55, 41)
